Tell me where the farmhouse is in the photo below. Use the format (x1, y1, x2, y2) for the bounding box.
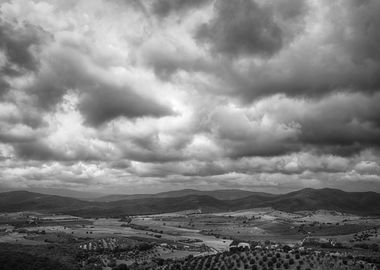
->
(229, 240, 250, 251)
(238, 242, 250, 250)
(301, 237, 331, 247)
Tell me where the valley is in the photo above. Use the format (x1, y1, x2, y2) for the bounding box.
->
(0, 203, 379, 269)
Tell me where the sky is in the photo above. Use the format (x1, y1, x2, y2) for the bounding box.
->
(0, 0, 380, 195)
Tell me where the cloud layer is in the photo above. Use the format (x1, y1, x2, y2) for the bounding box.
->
(0, 0, 380, 194)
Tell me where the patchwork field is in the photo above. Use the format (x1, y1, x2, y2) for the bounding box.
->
(134, 208, 380, 245)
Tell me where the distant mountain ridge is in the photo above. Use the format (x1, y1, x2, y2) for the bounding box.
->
(92, 189, 265, 201)
(0, 188, 379, 217)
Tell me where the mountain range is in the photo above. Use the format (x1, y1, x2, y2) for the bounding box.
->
(92, 189, 263, 201)
(0, 188, 379, 217)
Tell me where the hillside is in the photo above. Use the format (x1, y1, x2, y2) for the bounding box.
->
(0, 191, 227, 217)
(221, 188, 380, 215)
(269, 188, 380, 215)
(68, 195, 228, 217)
(0, 188, 379, 217)
(0, 191, 94, 212)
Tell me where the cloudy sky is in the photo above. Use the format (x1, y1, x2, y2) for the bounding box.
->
(1, 0, 380, 195)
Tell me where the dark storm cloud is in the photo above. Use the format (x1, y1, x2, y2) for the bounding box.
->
(299, 116, 380, 156)
(0, 107, 45, 130)
(20, 112, 46, 129)
(144, 50, 212, 80)
(257, 93, 380, 156)
(0, 132, 36, 144)
(144, 0, 308, 81)
(118, 131, 191, 163)
(200, 104, 301, 158)
(28, 38, 173, 126)
(300, 120, 380, 156)
(0, 104, 45, 145)
(152, 0, 211, 18)
(189, 92, 380, 160)
(0, 79, 10, 96)
(79, 84, 172, 126)
(343, 0, 380, 64)
(110, 160, 131, 169)
(223, 140, 299, 158)
(123, 0, 149, 15)
(220, 0, 380, 100)
(270, 0, 307, 20)
(195, 0, 283, 58)
(302, 100, 380, 154)
(28, 43, 99, 110)
(0, 19, 49, 74)
(0, 19, 49, 95)
(14, 141, 64, 161)
(13, 139, 113, 162)
(124, 150, 182, 163)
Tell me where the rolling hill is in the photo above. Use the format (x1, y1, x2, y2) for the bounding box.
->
(0, 191, 94, 212)
(268, 188, 380, 214)
(0, 188, 379, 217)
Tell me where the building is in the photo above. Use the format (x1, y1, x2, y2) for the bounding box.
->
(301, 237, 330, 247)
(229, 240, 251, 251)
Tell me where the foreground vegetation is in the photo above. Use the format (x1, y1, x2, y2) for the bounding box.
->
(155, 249, 379, 270)
(0, 249, 74, 270)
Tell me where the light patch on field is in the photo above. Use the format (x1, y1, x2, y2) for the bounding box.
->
(296, 210, 361, 223)
(0, 232, 45, 245)
(213, 207, 302, 220)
